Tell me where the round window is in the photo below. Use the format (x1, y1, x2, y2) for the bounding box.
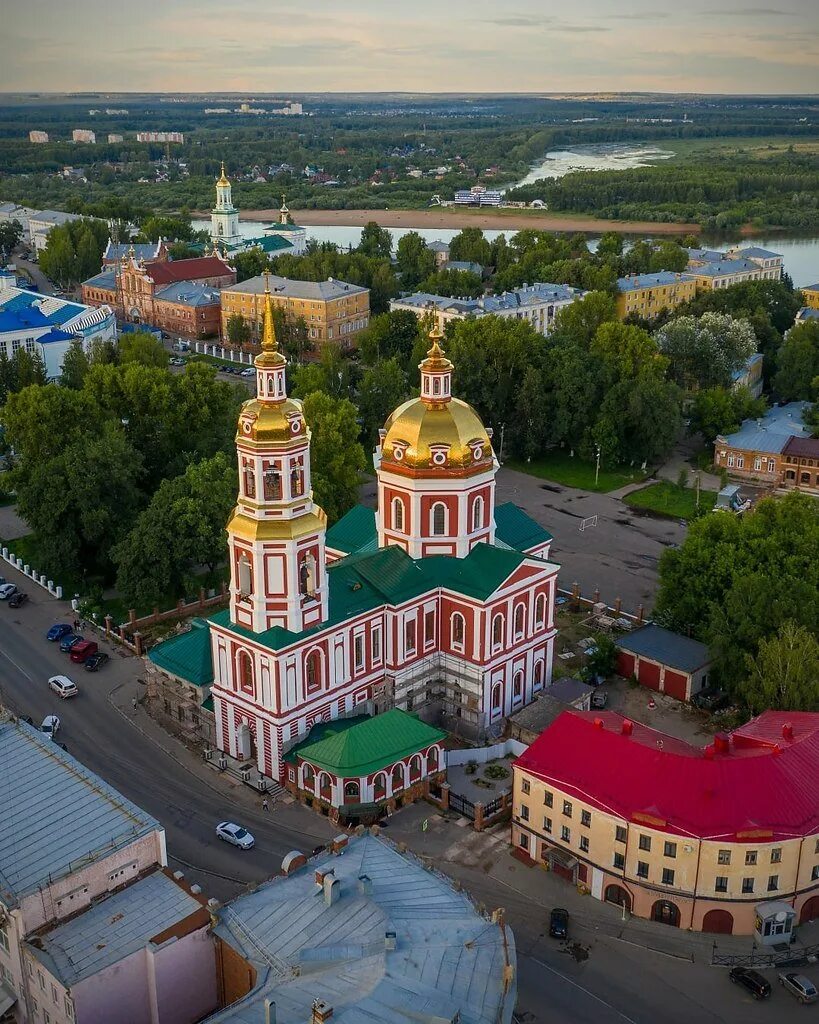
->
(393, 447, 404, 461)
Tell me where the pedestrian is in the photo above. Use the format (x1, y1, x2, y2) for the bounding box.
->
(132, 697, 138, 711)
(262, 796, 269, 812)
(73, 617, 80, 631)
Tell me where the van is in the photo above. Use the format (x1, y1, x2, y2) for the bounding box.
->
(69, 639, 98, 663)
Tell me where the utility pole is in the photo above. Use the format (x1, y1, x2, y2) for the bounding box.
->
(595, 444, 601, 487)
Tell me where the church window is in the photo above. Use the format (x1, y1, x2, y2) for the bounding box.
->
(392, 763, 404, 791)
(305, 650, 322, 692)
(409, 755, 422, 781)
(513, 671, 524, 703)
(392, 497, 405, 533)
(371, 626, 382, 663)
(433, 378, 441, 395)
(451, 612, 465, 649)
(424, 610, 435, 646)
(534, 660, 544, 690)
(237, 650, 254, 694)
(472, 495, 483, 531)
(237, 553, 252, 597)
(344, 781, 360, 800)
(427, 746, 439, 772)
(263, 466, 281, 500)
(431, 502, 447, 536)
(405, 618, 416, 654)
(491, 683, 502, 711)
(290, 464, 304, 497)
(302, 764, 315, 789)
(299, 552, 316, 597)
(354, 634, 365, 671)
(535, 593, 546, 629)
(243, 464, 255, 498)
(491, 613, 505, 649)
(514, 603, 525, 639)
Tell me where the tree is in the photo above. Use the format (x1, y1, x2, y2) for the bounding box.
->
(448, 227, 491, 267)
(688, 386, 767, 445)
(302, 391, 366, 523)
(232, 247, 270, 283)
(60, 339, 91, 390)
(226, 314, 251, 347)
(596, 232, 623, 257)
(358, 222, 393, 259)
(0, 219, 23, 258)
(655, 313, 757, 391)
(743, 621, 819, 713)
(138, 214, 194, 242)
(396, 231, 435, 289)
(358, 310, 422, 369)
(113, 453, 237, 607)
(551, 291, 617, 348)
(118, 331, 169, 368)
(358, 358, 409, 449)
(417, 268, 483, 299)
(773, 321, 819, 401)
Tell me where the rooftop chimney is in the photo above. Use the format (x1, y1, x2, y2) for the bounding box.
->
(357, 874, 372, 896)
(713, 732, 731, 754)
(311, 1000, 333, 1024)
(264, 999, 277, 1024)
(385, 930, 397, 951)
(621, 719, 633, 736)
(315, 867, 333, 887)
(782, 723, 794, 741)
(593, 717, 604, 729)
(324, 874, 340, 907)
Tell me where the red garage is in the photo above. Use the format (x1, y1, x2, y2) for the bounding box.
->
(615, 624, 712, 703)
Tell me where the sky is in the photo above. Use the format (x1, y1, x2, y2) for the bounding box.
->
(2, 0, 818, 94)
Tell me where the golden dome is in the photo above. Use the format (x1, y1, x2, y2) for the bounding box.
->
(381, 397, 492, 472)
(217, 161, 230, 186)
(237, 396, 306, 445)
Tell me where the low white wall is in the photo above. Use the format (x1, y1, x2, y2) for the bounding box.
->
(1, 547, 62, 598)
(446, 738, 527, 766)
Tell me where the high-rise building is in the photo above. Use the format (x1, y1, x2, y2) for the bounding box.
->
(72, 129, 96, 144)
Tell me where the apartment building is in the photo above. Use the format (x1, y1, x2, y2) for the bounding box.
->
(71, 130, 95, 144)
(714, 401, 811, 486)
(615, 272, 696, 320)
(28, 132, 48, 144)
(220, 273, 370, 348)
(512, 709, 819, 935)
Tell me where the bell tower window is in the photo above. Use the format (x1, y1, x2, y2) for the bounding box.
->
(392, 497, 405, 533)
(263, 466, 281, 500)
(243, 464, 255, 499)
(237, 553, 252, 597)
(291, 464, 304, 497)
(299, 552, 317, 597)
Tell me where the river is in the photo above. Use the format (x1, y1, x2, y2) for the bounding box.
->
(191, 143, 819, 287)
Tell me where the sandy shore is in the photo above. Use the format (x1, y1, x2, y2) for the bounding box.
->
(234, 207, 701, 235)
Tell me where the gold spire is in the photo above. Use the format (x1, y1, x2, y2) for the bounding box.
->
(217, 161, 229, 186)
(255, 272, 286, 369)
(420, 321, 453, 373)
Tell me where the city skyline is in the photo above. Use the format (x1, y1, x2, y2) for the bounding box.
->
(2, 0, 818, 94)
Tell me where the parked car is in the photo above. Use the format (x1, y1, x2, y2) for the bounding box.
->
(59, 633, 84, 653)
(0, 583, 17, 600)
(549, 907, 569, 939)
(8, 591, 28, 608)
(591, 691, 608, 709)
(779, 973, 818, 1004)
(241, 367, 255, 377)
(46, 623, 73, 641)
(48, 675, 78, 699)
(40, 714, 61, 739)
(215, 821, 255, 849)
(729, 967, 772, 1000)
(85, 652, 109, 672)
(69, 639, 98, 664)
(693, 687, 730, 712)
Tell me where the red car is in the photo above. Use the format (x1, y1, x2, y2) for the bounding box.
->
(69, 639, 99, 664)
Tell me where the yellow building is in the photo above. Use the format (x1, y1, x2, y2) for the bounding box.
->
(512, 710, 819, 936)
(803, 283, 819, 309)
(615, 272, 696, 320)
(221, 273, 370, 350)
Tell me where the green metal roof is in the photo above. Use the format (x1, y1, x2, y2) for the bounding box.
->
(148, 620, 213, 687)
(423, 543, 527, 601)
(494, 502, 553, 551)
(284, 709, 446, 777)
(325, 505, 378, 556)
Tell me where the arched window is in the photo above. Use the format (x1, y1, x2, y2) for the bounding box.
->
(290, 463, 304, 497)
(344, 781, 360, 800)
(392, 497, 404, 533)
(492, 683, 502, 710)
(451, 612, 465, 648)
(427, 747, 439, 773)
(491, 613, 504, 648)
(535, 593, 546, 629)
(373, 772, 387, 799)
(513, 671, 523, 703)
(431, 502, 447, 536)
(237, 553, 252, 597)
(243, 464, 256, 498)
(514, 603, 525, 639)
(533, 660, 544, 690)
(263, 466, 281, 500)
(237, 650, 254, 694)
(392, 763, 404, 791)
(302, 764, 315, 790)
(318, 772, 332, 797)
(433, 378, 440, 395)
(305, 650, 321, 692)
(409, 755, 422, 781)
(472, 495, 483, 531)
(299, 552, 316, 597)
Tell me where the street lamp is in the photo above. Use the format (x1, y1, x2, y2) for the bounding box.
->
(594, 444, 601, 488)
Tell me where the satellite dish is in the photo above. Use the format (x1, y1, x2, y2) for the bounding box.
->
(775, 911, 788, 922)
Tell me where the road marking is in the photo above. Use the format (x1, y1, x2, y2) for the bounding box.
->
(0, 643, 34, 682)
(527, 955, 639, 1024)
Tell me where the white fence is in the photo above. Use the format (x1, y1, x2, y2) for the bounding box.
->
(193, 342, 254, 364)
(1, 547, 63, 598)
(446, 738, 527, 766)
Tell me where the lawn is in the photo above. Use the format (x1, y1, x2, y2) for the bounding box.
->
(666, 135, 819, 162)
(623, 480, 717, 521)
(505, 453, 647, 493)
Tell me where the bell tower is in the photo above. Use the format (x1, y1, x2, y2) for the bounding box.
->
(211, 161, 241, 247)
(226, 276, 328, 634)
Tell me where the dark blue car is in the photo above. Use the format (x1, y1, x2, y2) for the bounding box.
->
(59, 633, 83, 653)
(46, 623, 73, 642)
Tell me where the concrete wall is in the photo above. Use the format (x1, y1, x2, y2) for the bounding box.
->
(151, 926, 218, 1024)
(447, 739, 527, 766)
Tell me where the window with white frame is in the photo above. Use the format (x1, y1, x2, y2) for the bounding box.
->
(535, 593, 546, 628)
(451, 611, 465, 649)
(371, 625, 382, 663)
(392, 497, 404, 533)
(472, 495, 483, 531)
(354, 634, 364, 671)
(513, 603, 525, 639)
(431, 502, 447, 536)
(491, 613, 504, 649)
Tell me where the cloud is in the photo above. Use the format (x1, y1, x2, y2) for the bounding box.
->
(708, 7, 798, 15)
(483, 16, 608, 33)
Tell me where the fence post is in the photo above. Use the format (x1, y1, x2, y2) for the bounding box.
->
(614, 596, 622, 615)
(474, 802, 485, 832)
(637, 604, 645, 625)
(104, 614, 113, 637)
(133, 631, 143, 656)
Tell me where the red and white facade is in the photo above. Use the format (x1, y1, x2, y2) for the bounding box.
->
(211, 320, 559, 781)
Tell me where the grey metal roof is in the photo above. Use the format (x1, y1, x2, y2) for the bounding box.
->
(616, 623, 711, 673)
(685, 247, 726, 263)
(103, 241, 161, 262)
(444, 260, 483, 275)
(397, 282, 583, 317)
(29, 210, 82, 226)
(683, 259, 759, 278)
(155, 281, 221, 306)
(28, 870, 202, 986)
(426, 240, 450, 253)
(206, 832, 514, 1024)
(509, 680, 591, 736)
(728, 246, 782, 259)
(224, 274, 368, 301)
(0, 716, 161, 907)
(718, 401, 809, 454)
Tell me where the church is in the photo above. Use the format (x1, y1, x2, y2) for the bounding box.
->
(211, 163, 307, 256)
(150, 282, 559, 804)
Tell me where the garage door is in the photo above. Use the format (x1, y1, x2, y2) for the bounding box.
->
(616, 652, 636, 678)
(637, 659, 661, 690)
(663, 670, 689, 702)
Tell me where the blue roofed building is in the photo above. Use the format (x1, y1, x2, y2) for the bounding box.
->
(714, 400, 810, 486)
(207, 831, 516, 1024)
(0, 285, 116, 379)
(684, 244, 783, 287)
(615, 272, 697, 319)
(731, 351, 764, 398)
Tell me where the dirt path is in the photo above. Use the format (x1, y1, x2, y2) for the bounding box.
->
(233, 207, 701, 236)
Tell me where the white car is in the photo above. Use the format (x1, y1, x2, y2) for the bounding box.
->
(215, 821, 255, 849)
(241, 367, 255, 377)
(779, 973, 818, 1004)
(0, 583, 17, 600)
(40, 715, 61, 739)
(49, 675, 79, 699)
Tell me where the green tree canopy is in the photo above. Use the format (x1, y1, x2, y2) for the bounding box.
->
(743, 621, 819, 714)
(448, 227, 492, 267)
(302, 390, 366, 522)
(417, 268, 483, 299)
(357, 221, 393, 259)
(358, 310, 424, 369)
(357, 358, 409, 449)
(226, 314, 252, 346)
(396, 231, 436, 289)
(688, 386, 767, 446)
(118, 331, 169, 368)
(773, 321, 819, 401)
(655, 313, 757, 391)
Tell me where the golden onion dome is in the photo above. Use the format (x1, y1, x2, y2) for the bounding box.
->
(381, 397, 492, 472)
(237, 396, 306, 445)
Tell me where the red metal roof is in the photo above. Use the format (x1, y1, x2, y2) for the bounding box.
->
(783, 435, 819, 459)
(145, 256, 233, 285)
(515, 710, 819, 841)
